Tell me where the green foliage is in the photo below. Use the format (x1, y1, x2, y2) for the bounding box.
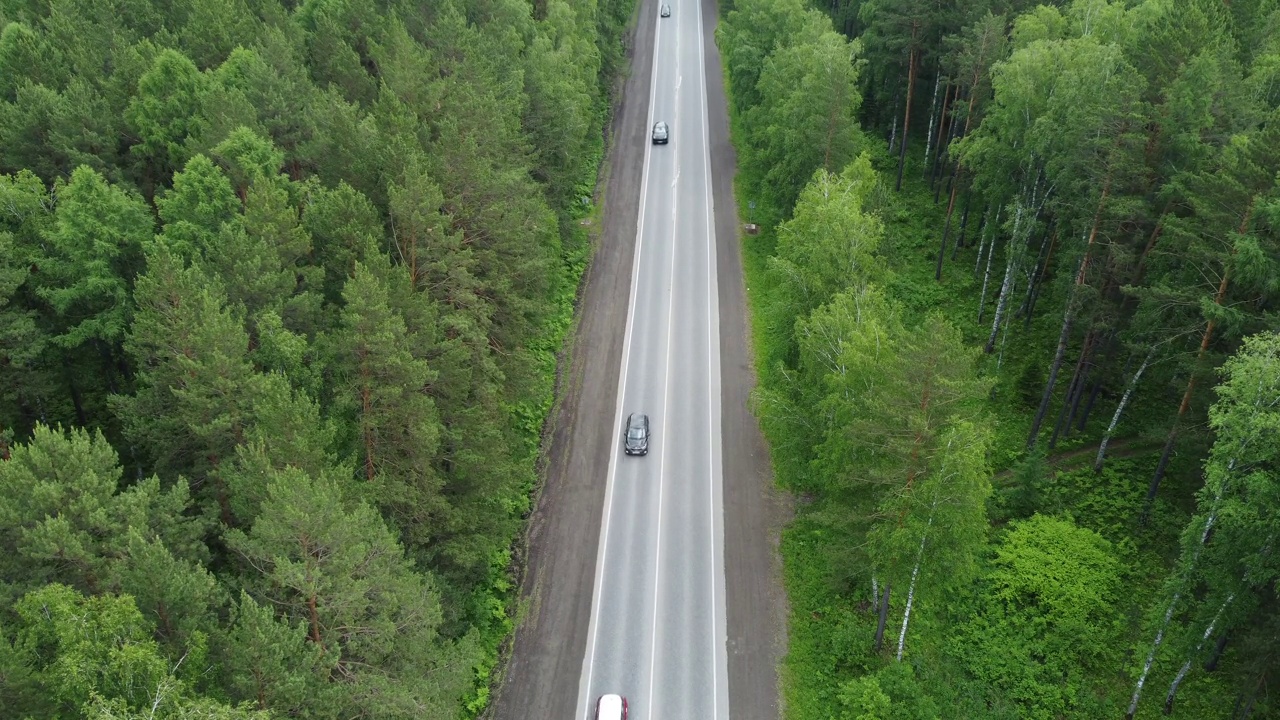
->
(329, 258, 445, 549)
(1001, 444, 1047, 519)
(839, 663, 939, 720)
(225, 467, 476, 719)
(732, 0, 1280, 714)
(6, 584, 259, 719)
(13, 584, 174, 713)
(126, 48, 210, 181)
(36, 166, 151, 349)
(767, 156, 883, 357)
(0, 0, 629, 711)
(720, 0, 867, 211)
(948, 515, 1125, 719)
(0, 425, 205, 605)
(748, 23, 866, 209)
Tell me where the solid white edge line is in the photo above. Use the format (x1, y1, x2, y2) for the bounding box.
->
(645, 9, 684, 719)
(578, 0, 664, 716)
(694, 0, 728, 715)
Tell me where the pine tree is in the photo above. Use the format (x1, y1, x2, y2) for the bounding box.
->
(0, 425, 204, 604)
(36, 166, 151, 351)
(219, 591, 337, 717)
(125, 48, 210, 187)
(329, 258, 446, 551)
(224, 468, 475, 719)
(155, 153, 241, 262)
(301, 180, 381, 304)
(112, 246, 257, 517)
(1135, 111, 1280, 508)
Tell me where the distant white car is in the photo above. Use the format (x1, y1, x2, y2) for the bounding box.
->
(596, 694, 628, 720)
(660, 4, 671, 17)
(651, 121, 669, 145)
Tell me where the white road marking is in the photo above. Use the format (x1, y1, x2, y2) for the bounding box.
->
(695, 0, 727, 713)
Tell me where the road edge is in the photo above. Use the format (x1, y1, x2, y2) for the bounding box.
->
(699, 0, 792, 718)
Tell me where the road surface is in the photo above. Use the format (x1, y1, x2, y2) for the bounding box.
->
(575, 0, 728, 715)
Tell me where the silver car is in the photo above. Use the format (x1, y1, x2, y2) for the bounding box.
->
(651, 121, 669, 144)
(624, 413, 650, 455)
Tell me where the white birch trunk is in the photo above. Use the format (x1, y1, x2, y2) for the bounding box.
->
(977, 208, 1000, 321)
(1165, 535, 1273, 710)
(1019, 229, 1052, 317)
(1128, 406, 1265, 716)
(1165, 593, 1234, 711)
(973, 228, 988, 278)
(896, 532, 927, 662)
(1095, 348, 1154, 472)
(984, 202, 1023, 351)
(1127, 594, 1179, 719)
(1127, 495, 1226, 718)
(997, 289, 1016, 370)
(923, 75, 940, 175)
(896, 497, 939, 663)
(889, 115, 898, 155)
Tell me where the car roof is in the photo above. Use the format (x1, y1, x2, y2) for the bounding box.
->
(598, 694, 624, 718)
(629, 413, 648, 426)
(654, 121, 667, 128)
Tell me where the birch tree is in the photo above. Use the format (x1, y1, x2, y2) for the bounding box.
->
(1127, 332, 1280, 717)
(797, 296, 991, 648)
(870, 421, 991, 661)
(749, 21, 866, 211)
(767, 156, 883, 360)
(716, 0, 812, 113)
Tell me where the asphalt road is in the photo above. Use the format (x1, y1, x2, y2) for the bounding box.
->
(574, 0, 729, 715)
(487, 0, 785, 715)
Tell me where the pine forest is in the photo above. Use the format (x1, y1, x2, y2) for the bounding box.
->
(0, 0, 628, 717)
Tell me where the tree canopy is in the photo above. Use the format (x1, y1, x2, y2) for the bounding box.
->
(0, 0, 629, 715)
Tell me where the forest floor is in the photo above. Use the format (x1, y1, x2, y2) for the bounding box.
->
(990, 436, 1167, 484)
(486, 0, 786, 716)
